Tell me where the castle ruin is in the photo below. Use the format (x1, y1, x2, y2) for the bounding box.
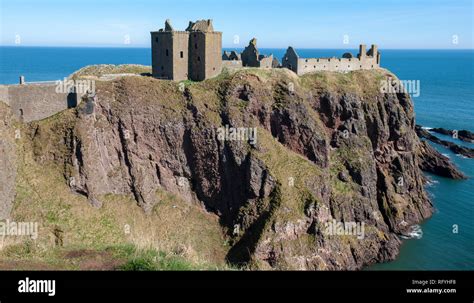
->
(240, 38, 276, 69)
(150, 19, 222, 81)
(151, 19, 381, 81)
(282, 44, 381, 75)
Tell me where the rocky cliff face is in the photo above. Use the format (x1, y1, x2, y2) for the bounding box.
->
(8, 68, 440, 269)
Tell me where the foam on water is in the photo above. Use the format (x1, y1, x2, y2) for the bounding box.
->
(400, 225, 423, 240)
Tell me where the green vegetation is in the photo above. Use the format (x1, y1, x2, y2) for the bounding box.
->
(70, 64, 152, 79)
(0, 65, 397, 270)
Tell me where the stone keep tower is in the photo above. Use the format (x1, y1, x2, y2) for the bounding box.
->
(187, 20, 222, 81)
(150, 19, 222, 81)
(151, 20, 189, 81)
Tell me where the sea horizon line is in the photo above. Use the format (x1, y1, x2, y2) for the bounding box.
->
(1, 45, 473, 51)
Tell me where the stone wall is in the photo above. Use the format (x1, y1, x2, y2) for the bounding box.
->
(222, 60, 243, 70)
(172, 32, 190, 81)
(151, 31, 175, 80)
(0, 102, 16, 220)
(282, 44, 381, 75)
(259, 56, 273, 69)
(203, 32, 222, 80)
(1, 83, 80, 122)
(188, 31, 207, 81)
(240, 38, 274, 68)
(0, 85, 9, 106)
(297, 56, 379, 74)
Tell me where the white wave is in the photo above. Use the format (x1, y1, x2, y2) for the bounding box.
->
(400, 225, 423, 240)
(426, 179, 439, 187)
(442, 153, 450, 158)
(422, 126, 433, 130)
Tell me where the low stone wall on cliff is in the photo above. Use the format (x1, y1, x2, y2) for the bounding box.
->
(0, 83, 80, 122)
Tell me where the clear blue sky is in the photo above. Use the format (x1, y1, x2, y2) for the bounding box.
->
(0, 0, 472, 49)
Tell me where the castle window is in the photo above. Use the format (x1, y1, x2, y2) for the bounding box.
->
(166, 49, 169, 56)
(180, 51, 184, 58)
(194, 43, 197, 49)
(213, 67, 216, 71)
(371, 65, 374, 68)
(317, 59, 319, 62)
(360, 65, 362, 68)
(161, 66, 164, 70)
(155, 37, 158, 43)
(197, 56, 201, 62)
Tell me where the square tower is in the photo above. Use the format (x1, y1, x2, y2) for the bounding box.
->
(151, 20, 189, 81)
(151, 19, 222, 81)
(187, 20, 222, 81)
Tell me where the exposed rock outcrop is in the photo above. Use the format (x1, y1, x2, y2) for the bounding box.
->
(12, 68, 459, 270)
(415, 125, 474, 158)
(431, 127, 474, 143)
(416, 141, 467, 179)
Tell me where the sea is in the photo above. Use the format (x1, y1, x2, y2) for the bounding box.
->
(0, 46, 473, 270)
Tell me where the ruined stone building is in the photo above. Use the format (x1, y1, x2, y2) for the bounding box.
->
(282, 44, 380, 75)
(222, 50, 241, 61)
(240, 38, 276, 68)
(151, 19, 381, 81)
(151, 19, 222, 81)
(221, 38, 281, 70)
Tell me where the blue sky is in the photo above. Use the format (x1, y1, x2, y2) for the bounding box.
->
(0, 0, 472, 49)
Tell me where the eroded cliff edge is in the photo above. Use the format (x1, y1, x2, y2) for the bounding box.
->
(3, 67, 444, 269)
